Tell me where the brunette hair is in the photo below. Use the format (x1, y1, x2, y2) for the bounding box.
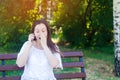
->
(31, 19, 60, 54)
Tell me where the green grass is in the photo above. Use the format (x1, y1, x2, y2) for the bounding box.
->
(60, 44, 114, 64)
(83, 45, 114, 64)
(59, 45, 120, 80)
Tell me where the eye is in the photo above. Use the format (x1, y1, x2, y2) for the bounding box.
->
(42, 28, 46, 32)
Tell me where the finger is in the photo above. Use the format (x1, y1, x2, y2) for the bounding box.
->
(30, 34, 35, 38)
(40, 33, 44, 39)
(29, 34, 35, 41)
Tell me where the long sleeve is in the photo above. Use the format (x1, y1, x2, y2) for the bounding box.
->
(54, 53, 63, 70)
(17, 41, 29, 58)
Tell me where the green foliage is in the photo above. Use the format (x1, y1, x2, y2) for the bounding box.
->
(53, 0, 86, 47)
(0, 0, 113, 52)
(0, 0, 36, 52)
(0, 0, 59, 52)
(53, 0, 113, 48)
(90, 0, 113, 46)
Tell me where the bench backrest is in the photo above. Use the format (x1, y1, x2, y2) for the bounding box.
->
(0, 52, 86, 80)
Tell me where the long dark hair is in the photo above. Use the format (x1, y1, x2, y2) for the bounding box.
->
(31, 19, 61, 54)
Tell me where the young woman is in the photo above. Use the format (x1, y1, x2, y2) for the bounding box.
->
(16, 19, 63, 80)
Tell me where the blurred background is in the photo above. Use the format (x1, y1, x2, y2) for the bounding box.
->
(0, 0, 118, 80)
(0, 0, 113, 51)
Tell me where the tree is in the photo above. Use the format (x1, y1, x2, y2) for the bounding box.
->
(0, 0, 59, 51)
(0, 0, 113, 51)
(0, 0, 36, 51)
(53, 0, 113, 48)
(113, 0, 120, 76)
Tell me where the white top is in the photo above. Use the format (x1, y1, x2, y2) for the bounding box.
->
(17, 41, 63, 80)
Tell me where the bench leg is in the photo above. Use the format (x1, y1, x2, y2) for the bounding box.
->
(1, 60, 6, 77)
(82, 77, 86, 80)
(79, 57, 86, 80)
(79, 57, 85, 72)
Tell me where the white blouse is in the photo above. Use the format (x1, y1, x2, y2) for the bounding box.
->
(17, 41, 63, 80)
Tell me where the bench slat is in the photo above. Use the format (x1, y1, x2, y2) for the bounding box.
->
(0, 65, 23, 71)
(55, 72, 86, 79)
(63, 52, 83, 57)
(0, 62, 84, 71)
(63, 62, 84, 68)
(0, 76, 21, 80)
(0, 54, 17, 60)
(0, 52, 83, 60)
(0, 73, 86, 80)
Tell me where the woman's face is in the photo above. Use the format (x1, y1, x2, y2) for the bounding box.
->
(34, 23, 47, 40)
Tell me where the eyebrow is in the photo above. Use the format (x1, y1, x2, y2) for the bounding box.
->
(35, 28, 39, 31)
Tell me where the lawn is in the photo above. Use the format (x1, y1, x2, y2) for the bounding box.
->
(59, 45, 120, 80)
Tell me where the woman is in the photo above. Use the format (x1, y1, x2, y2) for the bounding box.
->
(16, 19, 63, 80)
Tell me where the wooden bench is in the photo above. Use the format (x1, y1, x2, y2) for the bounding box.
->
(0, 52, 86, 80)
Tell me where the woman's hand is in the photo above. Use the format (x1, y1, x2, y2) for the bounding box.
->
(40, 32, 47, 48)
(28, 33, 35, 46)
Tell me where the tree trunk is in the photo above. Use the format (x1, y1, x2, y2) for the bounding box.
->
(113, 0, 120, 76)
